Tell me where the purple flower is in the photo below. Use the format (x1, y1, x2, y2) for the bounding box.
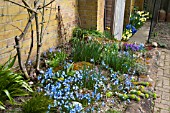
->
(49, 48, 54, 53)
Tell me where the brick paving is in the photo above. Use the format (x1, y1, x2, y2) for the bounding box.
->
(154, 49, 170, 113)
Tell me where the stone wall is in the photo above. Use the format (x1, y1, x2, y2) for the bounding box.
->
(0, 0, 78, 64)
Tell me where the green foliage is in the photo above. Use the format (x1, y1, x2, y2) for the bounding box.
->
(0, 56, 33, 109)
(134, 63, 148, 75)
(72, 38, 103, 62)
(73, 27, 104, 39)
(106, 109, 121, 113)
(22, 93, 53, 113)
(101, 47, 136, 74)
(130, 10, 149, 29)
(47, 51, 67, 68)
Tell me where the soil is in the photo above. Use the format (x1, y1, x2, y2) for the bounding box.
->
(149, 22, 170, 50)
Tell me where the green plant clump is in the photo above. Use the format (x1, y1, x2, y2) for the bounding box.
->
(73, 27, 104, 39)
(72, 38, 103, 63)
(47, 50, 67, 68)
(0, 56, 33, 110)
(22, 93, 53, 113)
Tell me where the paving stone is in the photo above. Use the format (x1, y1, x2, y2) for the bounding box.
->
(157, 79, 163, 87)
(162, 92, 170, 100)
(160, 109, 170, 113)
(161, 100, 170, 106)
(164, 69, 170, 75)
(163, 78, 170, 86)
(155, 87, 170, 93)
(160, 55, 165, 60)
(155, 96, 162, 103)
(154, 107, 160, 113)
(163, 86, 170, 90)
(155, 102, 169, 110)
(160, 61, 165, 67)
(157, 69, 164, 76)
(165, 61, 170, 66)
(164, 74, 170, 78)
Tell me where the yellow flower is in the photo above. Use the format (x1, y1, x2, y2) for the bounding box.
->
(127, 33, 132, 38)
(125, 31, 129, 34)
(106, 27, 110, 30)
(137, 11, 144, 16)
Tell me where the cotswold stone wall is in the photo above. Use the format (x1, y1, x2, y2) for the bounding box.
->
(0, 0, 78, 64)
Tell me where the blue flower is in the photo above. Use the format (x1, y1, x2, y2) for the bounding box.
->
(70, 108, 76, 113)
(56, 82, 61, 89)
(113, 79, 119, 85)
(132, 26, 137, 34)
(127, 99, 131, 103)
(38, 75, 42, 80)
(90, 58, 94, 63)
(41, 79, 45, 84)
(102, 101, 105, 106)
(49, 48, 53, 53)
(73, 85, 79, 90)
(111, 73, 117, 79)
(111, 99, 115, 104)
(48, 104, 51, 110)
(27, 60, 32, 65)
(118, 85, 123, 90)
(126, 24, 132, 29)
(96, 93, 101, 101)
(139, 43, 144, 50)
(51, 85, 56, 92)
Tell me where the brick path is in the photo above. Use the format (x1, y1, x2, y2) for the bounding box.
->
(154, 49, 170, 113)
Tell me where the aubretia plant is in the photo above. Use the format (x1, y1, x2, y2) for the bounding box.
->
(123, 43, 145, 52)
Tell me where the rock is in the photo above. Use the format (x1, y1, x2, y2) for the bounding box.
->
(152, 42, 158, 47)
(159, 10, 166, 22)
(125, 99, 153, 113)
(147, 75, 153, 82)
(167, 13, 170, 22)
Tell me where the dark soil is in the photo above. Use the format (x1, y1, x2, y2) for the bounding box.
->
(149, 22, 170, 50)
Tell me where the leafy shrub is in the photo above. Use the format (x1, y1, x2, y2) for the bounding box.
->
(72, 38, 103, 63)
(0, 56, 33, 109)
(22, 93, 53, 113)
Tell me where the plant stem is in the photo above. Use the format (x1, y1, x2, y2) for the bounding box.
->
(15, 36, 30, 79)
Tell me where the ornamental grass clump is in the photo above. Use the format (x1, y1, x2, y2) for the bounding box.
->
(101, 49, 136, 74)
(71, 38, 103, 63)
(0, 56, 33, 110)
